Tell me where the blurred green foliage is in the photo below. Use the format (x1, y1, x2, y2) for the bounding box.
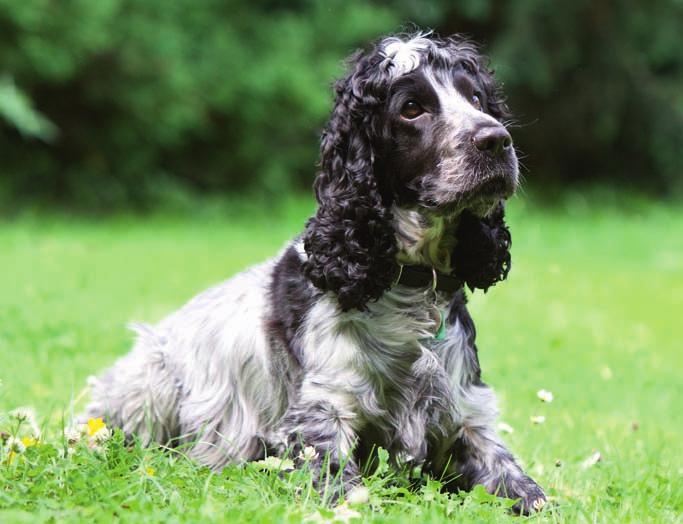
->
(0, 75, 57, 140)
(0, 0, 681, 208)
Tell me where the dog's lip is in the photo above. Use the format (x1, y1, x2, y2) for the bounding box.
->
(463, 175, 516, 200)
(429, 173, 516, 212)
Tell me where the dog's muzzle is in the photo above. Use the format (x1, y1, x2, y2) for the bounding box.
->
(471, 124, 513, 158)
(463, 123, 518, 201)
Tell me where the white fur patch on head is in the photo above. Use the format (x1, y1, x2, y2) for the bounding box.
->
(381, 35, 432, 77)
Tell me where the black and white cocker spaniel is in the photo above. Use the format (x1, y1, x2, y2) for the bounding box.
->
(85, 33, 546, 513)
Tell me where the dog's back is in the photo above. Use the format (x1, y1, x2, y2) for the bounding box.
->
(85, 259, 288, 467)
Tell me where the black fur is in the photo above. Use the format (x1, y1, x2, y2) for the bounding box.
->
(267, 244, 320, 365)
(452, 202, 512, 292)
(302, 35, 514, 311)
(302, 49, 399, 312)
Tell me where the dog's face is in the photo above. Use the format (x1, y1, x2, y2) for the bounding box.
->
(303, 34, 516, 311)
(375, 37, 518, 217)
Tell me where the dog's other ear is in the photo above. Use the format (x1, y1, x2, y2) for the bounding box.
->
(477, 63, 510, 122)
(453, 44, 512, 289)
(457, 39, 511, 121)
(452, 200, 511, 292)
(302, 51, 398, 311)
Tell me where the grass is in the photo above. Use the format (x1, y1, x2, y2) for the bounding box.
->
(0, 194, 682, 523)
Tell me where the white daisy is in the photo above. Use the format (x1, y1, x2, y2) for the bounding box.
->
(581, 450, 602, 469)
(9, 407, 35, 423)
(92, 426, 112, 444)
(537, 389, 554, 403)
(497, 422, 514, 434)
(63, 427, 81, 445)
(6, 436, 26, 454)
(299, 445, 319, 461)
(253, 456, 295, 471)
(347, 486, 370, 506)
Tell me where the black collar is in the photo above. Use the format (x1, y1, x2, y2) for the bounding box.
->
(394, 265, 463, 294)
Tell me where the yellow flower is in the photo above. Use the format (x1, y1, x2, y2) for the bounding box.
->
(146, 466, 155, 476)
(87, 418, 106, 437)
(21, 436, 37, 448)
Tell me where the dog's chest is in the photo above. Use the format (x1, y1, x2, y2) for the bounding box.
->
(300, 288, 466, 461)
(351, 288, 460, 458)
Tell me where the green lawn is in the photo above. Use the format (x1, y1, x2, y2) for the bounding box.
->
(1, 195, 682, 523)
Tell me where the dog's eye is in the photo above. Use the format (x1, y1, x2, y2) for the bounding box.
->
(400, 100, 424, 120)
(471, 94, 482, 110)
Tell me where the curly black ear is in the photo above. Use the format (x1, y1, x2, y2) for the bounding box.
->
(302, 51, 398, 312)
(451, 44, 512, 291)
(452, 201, 511, 292)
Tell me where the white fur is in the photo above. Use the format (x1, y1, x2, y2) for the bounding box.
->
(85, 261, 288, 467)
(419, 69, 519, 210)
(392, 204, 456, 273)
(84, 245, 496, 466)
(381, 35, 432, 77)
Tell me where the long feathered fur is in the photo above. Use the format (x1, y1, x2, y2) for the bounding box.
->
(83, 32, 546, 515)
(302, 50, 399, 311)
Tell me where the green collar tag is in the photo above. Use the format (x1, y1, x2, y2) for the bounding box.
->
(434, 308, 447, 340)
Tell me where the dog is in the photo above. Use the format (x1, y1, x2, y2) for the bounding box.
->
(84, 32, 546, 514)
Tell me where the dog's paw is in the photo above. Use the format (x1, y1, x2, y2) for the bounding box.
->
(310, 457, 360, 505)
(508, 477, 547, 515)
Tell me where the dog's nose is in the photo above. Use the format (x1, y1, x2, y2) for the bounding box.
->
(472, 125, 512, 157)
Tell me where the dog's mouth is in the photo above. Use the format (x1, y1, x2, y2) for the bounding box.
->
(426, 172, 517, 217)
(460, 175, 515, 202)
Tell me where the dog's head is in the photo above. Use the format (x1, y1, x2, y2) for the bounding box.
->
(303, 33, 516, 311)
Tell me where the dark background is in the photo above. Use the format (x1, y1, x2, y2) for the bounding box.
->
(1, 0, 681, 209)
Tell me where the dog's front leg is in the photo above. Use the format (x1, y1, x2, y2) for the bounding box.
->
(445, 383, 546, 514)
(437, 299, 546, 514)
(274, 383, 361, 502)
